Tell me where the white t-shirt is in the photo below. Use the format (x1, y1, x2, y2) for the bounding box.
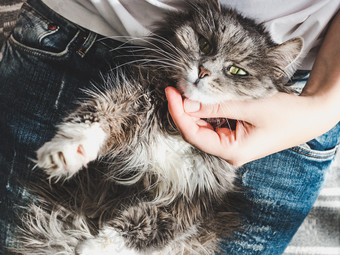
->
(42, 0, 340, 70)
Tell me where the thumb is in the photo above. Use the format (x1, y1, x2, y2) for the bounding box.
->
(184, 98, 256, 122)
(165, 87, 201, 135)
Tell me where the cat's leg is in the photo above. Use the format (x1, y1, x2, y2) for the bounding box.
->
(76, 203, 217, 255)
(36, 80, 149, 180)
(76, 203, 181, 254)
(36, 120, 107, 180)
(111, 203, 176, 250)
(36, 86, 141, 180)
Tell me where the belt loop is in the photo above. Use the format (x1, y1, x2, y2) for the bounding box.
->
(76, 31, 97, 58)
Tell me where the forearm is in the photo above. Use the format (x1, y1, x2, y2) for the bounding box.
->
(301, 10, 340, 118)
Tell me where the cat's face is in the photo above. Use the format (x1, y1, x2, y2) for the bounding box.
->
(154, 1, 303, 104)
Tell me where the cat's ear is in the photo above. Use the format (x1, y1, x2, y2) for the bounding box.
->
(268, 37, 304, 78)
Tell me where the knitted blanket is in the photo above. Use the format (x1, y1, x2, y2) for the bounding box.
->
(1, 2, 339, 254)
(0, 0, 23, 45)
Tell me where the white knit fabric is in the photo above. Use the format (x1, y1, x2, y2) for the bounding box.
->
(41, 0, 340, 69)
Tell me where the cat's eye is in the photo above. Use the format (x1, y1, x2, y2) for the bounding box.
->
(229, 66, 248, 76)
(198, 36, 211, 54)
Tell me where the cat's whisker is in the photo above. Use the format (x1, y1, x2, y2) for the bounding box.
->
(107, 57, 181, 72)
(108, 44, 180, 63)
(220, 103, 250, 138)
(108, 59, 146, 71)
(130, 48, 183, 64)
(133, 42, 187, 66)
(148, 34, 191, 62)
(239, 120, 250, 137)
(96, 35, 139, 42)
(187, 2, 214, 31)
(225, 119, 233, 132)
(207, 5, 217, 30)
(145, 40, 189, 64)
(217, 104, 236, 139)
(229, 104, 250, 137)
(97, 35, 160, 55)
(115, 42, 182, 61)
(102, 34, 192, 69)
(111, 52, 180, 64)
(139, 58, 186, 71)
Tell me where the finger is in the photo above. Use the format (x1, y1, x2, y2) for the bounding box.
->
(184, 98, 257, 122)
(166, 87, 265, 166)
(215, 127, 235, 144)
(165, 87, 228, 154)
(165, 87, 215, 138)
(165, 87, 199, 133)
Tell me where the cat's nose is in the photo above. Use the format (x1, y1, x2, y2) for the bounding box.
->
(198, 65, 211, 79)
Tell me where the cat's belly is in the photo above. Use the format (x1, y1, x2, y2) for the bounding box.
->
(146, 133, 225, 200)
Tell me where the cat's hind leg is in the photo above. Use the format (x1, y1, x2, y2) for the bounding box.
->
(76, 203, 177, 255)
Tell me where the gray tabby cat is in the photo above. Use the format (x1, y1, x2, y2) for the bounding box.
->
(13, 0, 303, 254)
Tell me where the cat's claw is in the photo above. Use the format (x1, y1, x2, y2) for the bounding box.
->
(36, 123, 106, 180)
(37, 142, 89, 179)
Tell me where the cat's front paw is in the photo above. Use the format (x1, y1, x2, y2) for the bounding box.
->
(36, 123, 106, 180)
(37, 141, 88, 179)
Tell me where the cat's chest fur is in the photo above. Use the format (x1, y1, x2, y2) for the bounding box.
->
(148, 133, 201, 198)
(127, 128, 236, 202)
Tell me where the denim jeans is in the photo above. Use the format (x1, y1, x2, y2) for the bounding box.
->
(0, 0, 130, 252)
(0, 0, 339, 254)
(219, 124, 340, 254)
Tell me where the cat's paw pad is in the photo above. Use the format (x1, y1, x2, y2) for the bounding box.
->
(36, 123, 106, 180)
(37, 142, 89, 179)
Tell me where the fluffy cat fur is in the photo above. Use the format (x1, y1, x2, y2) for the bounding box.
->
(12, 1, 303, 254)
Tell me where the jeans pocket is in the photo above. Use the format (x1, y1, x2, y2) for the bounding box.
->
(290, 123, 340, 161)
(8, 3, 78, 60)
(290, 144, 338, 161)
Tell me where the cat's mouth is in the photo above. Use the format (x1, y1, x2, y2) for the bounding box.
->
(203, 118, 238, 130)
(178, 90, 238, 130)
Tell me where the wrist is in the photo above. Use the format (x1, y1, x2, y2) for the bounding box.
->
(301, 72, 340, 122)
(301, 92, 340, 135)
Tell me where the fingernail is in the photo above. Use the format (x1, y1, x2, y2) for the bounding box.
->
(184, 99, 201, 112)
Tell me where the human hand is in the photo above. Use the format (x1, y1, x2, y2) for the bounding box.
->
(165, 86, 339, 166)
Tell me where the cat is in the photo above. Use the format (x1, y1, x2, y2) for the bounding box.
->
(13, 0, 303, 254)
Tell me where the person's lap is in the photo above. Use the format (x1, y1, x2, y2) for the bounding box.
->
(0, 0, 128, 251)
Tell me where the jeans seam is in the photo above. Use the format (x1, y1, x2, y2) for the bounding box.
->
(22, 3, 54, 28)
(8, 30, 80, 61)
(290, 145, 338, 159)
